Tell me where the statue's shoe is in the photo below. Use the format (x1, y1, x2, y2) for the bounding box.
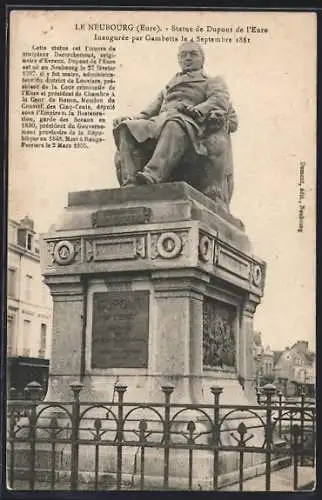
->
(121, 180, 136, 188)
(136, 172, 156, 185)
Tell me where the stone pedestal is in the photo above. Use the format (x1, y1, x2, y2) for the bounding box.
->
(29, 182, 269, 489)
(41, 182, 265, 406)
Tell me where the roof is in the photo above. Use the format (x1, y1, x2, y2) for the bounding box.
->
(290, 340, 309, 353)
(273, 350, 283, 365)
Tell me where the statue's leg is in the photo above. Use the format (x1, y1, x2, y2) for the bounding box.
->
(117, 125, 149, 186)
(136, 121, 189, 184)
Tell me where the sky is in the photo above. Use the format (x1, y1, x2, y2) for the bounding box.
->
(8, 10, 316, 350)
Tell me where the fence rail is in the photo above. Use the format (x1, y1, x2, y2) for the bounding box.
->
(7, 382, 316, 491)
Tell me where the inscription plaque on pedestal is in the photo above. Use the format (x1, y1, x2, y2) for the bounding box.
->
(91, 291, 149, 369)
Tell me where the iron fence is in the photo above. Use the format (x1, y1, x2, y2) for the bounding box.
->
(6, 382, 316, 491)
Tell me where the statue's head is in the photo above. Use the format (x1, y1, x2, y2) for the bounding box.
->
(178, 42, 205, 72)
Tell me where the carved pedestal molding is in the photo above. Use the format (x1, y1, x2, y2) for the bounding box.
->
(242, 293, 261, 318)
(43, 275, 84, 302)
(197, 230, 266, 299)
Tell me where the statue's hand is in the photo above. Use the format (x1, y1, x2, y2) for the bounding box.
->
(113, 114, 147, 128)
(113, 116, 132, 128)
(132, 113, 147, 120)
(176, 102, 188, 113)
(177, 104, 203, 121)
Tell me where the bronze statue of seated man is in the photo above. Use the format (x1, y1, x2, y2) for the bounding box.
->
(113, 41, 238, 210)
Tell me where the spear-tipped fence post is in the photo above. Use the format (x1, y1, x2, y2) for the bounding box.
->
(24, 381, 42, 490)
(299, 388, 306, 466)
(161, 384, 174, 489)
(138, 419, 148, 490)
(277, 390, 283, 438)
(292, 424, 301, 490)
(262, 383, 276, 491)
(115, 383, 127, 490)
(187, 420, 196, 490)
(210, 386, 223, 490)
(8, 392, 19, 489)
(69, 382, 83, 490)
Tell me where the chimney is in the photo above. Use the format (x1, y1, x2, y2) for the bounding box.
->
(19, 216, 34, 232)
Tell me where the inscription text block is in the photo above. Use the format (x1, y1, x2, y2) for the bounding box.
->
(91, 291, 149, 368)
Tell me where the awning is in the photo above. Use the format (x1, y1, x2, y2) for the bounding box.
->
(8, 356, 49, 369)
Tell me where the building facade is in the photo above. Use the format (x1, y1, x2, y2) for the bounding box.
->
(273, 341, 316, 397)
(252, 333, 315, 397)
(7, 216, 53, 397)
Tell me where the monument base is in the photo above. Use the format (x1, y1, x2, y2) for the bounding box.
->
(38, 182, 266, 484)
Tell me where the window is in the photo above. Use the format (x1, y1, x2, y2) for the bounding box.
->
(7, 268, 17, 297)
(40, 323, 47, 351)
(17, 228, 26, 248)
(25, 274, 33, 301)
(27, 233, 33, 251)
(23, 319, 31, 353)
(17, 228, 34, 251)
